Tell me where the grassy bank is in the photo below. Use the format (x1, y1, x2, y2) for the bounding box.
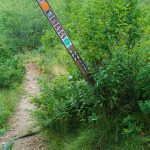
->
(0, 86, 24, 135)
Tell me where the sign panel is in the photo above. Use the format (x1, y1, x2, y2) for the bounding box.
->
(36, 0, 95, 85)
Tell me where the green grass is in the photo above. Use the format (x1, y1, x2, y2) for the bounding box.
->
(0, 86, 24, 135)
(45, 128, 150, 150)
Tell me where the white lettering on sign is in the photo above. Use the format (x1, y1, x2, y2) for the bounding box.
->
(68, 46, 87, 70)
(39, 1, 73, 49)
(54, 23, 63, 33)
(36, 0, 95, 85)
(38, 0, 83, 63)
(59, 30, 67, 39)
(50, 16, 58, 25)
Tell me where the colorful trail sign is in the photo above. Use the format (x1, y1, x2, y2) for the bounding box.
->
(36, 0, 95, 85)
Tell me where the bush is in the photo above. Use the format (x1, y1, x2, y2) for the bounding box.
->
(0, 53, 25, 89)
(0, 0, 47, 52)
(33, 76, 97, 136)
(33, 48, 150, 149)
(94, 49, 150, 144)
(33, 0, 150, 149)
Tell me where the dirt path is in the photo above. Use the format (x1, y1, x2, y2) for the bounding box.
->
(0, 63, 46, 150)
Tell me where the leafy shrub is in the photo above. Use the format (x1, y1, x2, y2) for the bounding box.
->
(60, 0, 142, 70)
(95, 49, 150, 134)
(33, 0, 150, 149)
(41, 30, 59, 50)
(0, 54, 25, 89)
(136, 62, 150, 99)
(33, 76, 98, 135)
(33, 48, 150, 149)
(0, 0, 47, 52)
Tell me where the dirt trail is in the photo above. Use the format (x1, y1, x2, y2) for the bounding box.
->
(0, 63, 45, 150)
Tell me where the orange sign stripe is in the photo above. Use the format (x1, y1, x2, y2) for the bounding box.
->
(41, 1, 49, 11)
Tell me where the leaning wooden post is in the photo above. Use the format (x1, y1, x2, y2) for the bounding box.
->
(36, 0, 96, 85)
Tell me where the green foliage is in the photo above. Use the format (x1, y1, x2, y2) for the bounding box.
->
(0, 47, 25, 89)
(34, 49, 150, 149)
(32, 0, 150, 149)
(0, 102, 9, 130)
(0, 58, 24, 89)
(41, 30, 59, 49)
(0, 0, 47, 52)
(136, 63, 150, 99)
(64, 129, 97, 150)
(33, 76, 96, 136)
(55, 0, 142, 70)
(0, 0, 30, 138)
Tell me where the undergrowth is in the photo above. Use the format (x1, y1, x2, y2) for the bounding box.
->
(33, 49, 150, 150)
(31, 0, 150, 149)
(0, 86, 23, 135)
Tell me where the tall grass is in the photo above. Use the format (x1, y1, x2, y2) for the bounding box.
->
(0, 86, 23, 135)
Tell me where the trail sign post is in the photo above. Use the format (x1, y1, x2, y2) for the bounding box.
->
(36, 0, 95, 85)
